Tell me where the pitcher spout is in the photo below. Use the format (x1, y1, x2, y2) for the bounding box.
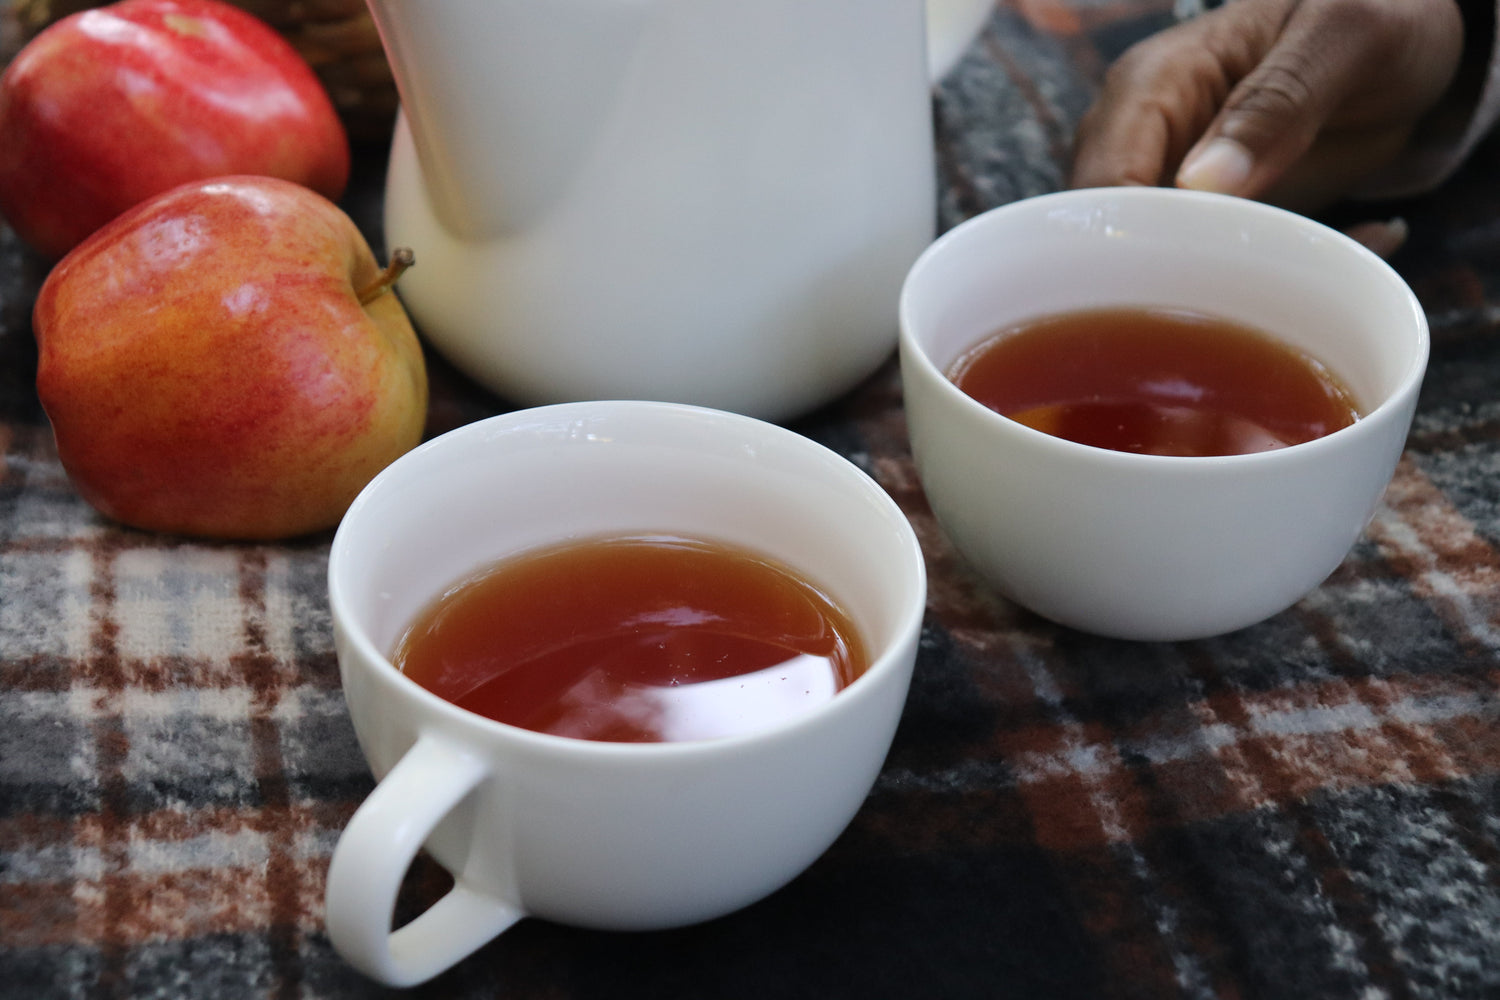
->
(365, 0, 651, 240)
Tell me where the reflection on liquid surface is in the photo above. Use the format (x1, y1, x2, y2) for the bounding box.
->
(451, 631, 843, 743)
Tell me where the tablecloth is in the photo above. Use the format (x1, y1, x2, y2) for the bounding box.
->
(2, 1, 1498, 997)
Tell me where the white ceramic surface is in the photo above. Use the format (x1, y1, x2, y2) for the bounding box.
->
(928, 0, 993, 78)
(365, 0, 990, 422)
(899, 187, 1429, 641)
(324, 401, 926, 987)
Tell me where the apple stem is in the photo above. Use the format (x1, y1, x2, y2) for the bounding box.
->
(357, 247, 415, 305)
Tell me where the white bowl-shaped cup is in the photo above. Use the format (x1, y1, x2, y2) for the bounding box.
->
(324, 401, 926, 987)
(899, 187, 1428, 641)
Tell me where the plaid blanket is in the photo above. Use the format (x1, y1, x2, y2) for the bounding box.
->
(3, 1, 1498, 997)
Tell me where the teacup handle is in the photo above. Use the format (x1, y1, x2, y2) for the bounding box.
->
(325, 733, 522, 987)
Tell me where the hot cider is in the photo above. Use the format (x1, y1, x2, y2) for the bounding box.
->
(947, 306, 1361, 457)
(393, 533, 868, 743)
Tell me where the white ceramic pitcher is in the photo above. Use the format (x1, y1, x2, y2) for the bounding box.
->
(366, 0, 992, 421)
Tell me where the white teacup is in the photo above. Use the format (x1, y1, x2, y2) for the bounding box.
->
(323, 401, 926, 987)
(899, 187, 1429, 641)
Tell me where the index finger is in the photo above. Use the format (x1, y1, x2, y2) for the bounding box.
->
(1068, 15, 1252, 189)
(1069, 87, 1178, 188)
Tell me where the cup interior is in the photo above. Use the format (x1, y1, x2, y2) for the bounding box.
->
(901, 187, 1428, 422)
(329, 401, 926, 729)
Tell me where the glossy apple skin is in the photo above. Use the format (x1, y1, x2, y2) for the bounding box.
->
(0, 0, 349, 260)
(34, 175, 428, 540)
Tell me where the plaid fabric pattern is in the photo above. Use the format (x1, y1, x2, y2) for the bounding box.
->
(2, 1, 1497, 997)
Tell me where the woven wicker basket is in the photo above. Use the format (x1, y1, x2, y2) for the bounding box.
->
(8, 0, 397, 140)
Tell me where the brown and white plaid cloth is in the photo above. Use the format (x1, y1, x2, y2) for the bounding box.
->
(2, 1, 1497, 997)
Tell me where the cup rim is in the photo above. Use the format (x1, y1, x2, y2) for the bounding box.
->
(328, 400, 928, 758)
(898, 187, 1431, 468)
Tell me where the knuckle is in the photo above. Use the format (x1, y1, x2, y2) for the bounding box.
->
(1236, 61, 1315, 118)
(1221, 55, 1318, 142)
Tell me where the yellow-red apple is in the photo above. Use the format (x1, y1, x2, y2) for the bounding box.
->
(33, 175, 428, 540)
(0, 0, 349, 259)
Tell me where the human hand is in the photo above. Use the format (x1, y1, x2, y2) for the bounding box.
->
(1068, 0, 1466, 213)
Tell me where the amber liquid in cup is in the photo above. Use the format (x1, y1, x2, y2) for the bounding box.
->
(948, 306, 1361, 457)
(393, 534, 868, 743)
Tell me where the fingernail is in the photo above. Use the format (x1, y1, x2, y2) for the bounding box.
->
(1344, 217, 1409, 259)
(1176, 138, 1253, 194)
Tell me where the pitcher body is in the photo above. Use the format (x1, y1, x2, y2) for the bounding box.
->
(369, 0, 940, 421)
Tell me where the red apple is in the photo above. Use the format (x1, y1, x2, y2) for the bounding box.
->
(33, 175, 428, 540)
(0, 0, 349, 260)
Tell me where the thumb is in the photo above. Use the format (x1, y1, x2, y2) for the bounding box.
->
(1174, 15, 1359, 198)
